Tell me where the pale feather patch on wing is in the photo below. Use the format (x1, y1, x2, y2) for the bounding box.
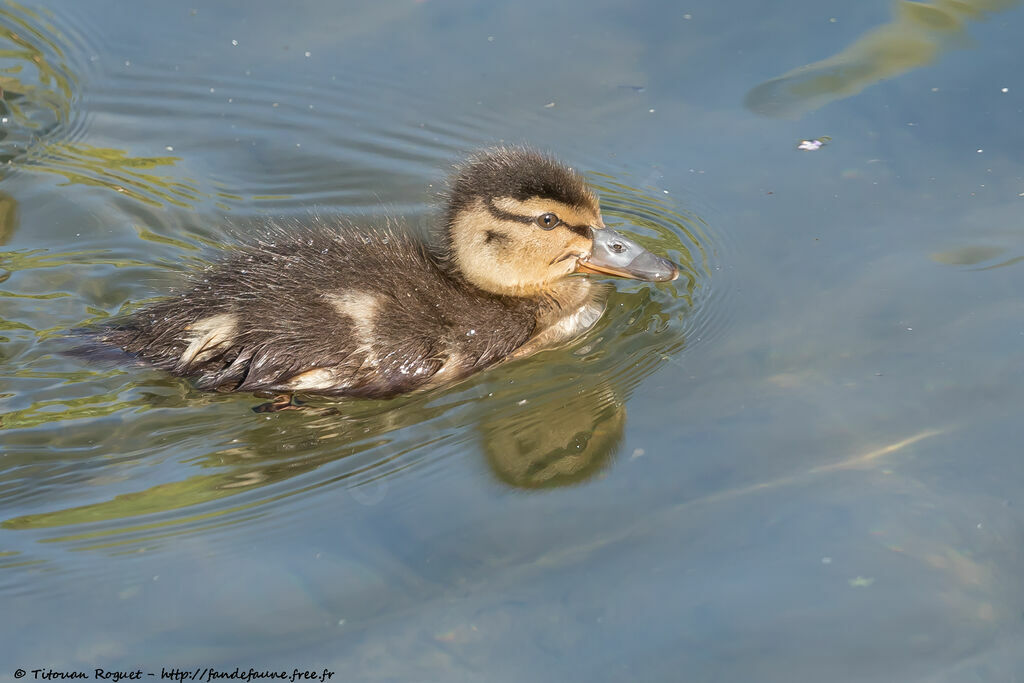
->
(327, 291, 380, 366)
(286, 367, 343, 391)
(178, 313, 238, 368)
(423, 353, 465, 388)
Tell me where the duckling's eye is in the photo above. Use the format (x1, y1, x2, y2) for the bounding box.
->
(535, 212, 560, 230)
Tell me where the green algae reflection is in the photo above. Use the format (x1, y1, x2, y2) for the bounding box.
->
(23, 141, 204, 208)
(0, 0, 204, 208)
(746, 0, 1022, 118)
(0, 0, 77, 144)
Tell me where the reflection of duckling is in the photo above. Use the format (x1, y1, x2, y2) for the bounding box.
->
(481, 377, 626, 488)
(102, 148, 679, 398)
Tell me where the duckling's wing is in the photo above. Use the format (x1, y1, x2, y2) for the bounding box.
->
(101, 223, 535, 398)
(216, 339, 448, 398)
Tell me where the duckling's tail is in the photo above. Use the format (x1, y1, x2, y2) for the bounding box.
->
(59, 325, 146, 366)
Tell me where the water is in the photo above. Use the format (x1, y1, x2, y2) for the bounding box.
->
(2, 0, 1024, 679)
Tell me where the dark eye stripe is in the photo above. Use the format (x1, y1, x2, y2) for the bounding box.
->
(486, 202, 533, 224)
(485, 201, 592, 237)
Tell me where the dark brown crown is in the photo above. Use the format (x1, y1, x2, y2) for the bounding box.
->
(444, 147, 596, 227)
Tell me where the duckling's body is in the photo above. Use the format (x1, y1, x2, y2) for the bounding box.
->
(101, 148, 678, 399)
(105, 225, 601, 397)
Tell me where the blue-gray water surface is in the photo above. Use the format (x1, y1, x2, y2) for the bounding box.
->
(2, 0, 1024, 680)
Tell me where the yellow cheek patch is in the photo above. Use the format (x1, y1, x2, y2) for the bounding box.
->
(449, 198, 598, 295)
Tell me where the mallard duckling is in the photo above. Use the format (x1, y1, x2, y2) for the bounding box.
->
(101, 148, 679, 399)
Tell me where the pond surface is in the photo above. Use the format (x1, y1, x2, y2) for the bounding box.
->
(3, 0, 1024, 679)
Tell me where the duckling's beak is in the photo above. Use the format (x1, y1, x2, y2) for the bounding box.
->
(576, 228, 679, 282)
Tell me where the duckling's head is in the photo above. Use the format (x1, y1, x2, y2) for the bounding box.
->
(443, 147, 678, 297)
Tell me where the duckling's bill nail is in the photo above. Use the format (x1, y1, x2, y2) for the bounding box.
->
(577, 228, 680, 282)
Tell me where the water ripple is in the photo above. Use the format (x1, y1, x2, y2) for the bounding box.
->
(0, 0, 98, 162)
(89, 64, 483, 211)
(1, 185, 730, 562)
(0, 25, 736, 557)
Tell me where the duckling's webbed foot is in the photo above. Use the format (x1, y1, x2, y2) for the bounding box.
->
(252, 392, 306, 413)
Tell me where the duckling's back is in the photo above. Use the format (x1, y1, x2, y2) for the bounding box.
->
(103, 224, 539, 398)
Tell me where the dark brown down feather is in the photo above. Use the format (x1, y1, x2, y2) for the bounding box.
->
(103, 221, 539, 397)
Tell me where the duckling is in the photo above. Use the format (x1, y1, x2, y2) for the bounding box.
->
(101, 148, 679, 399)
